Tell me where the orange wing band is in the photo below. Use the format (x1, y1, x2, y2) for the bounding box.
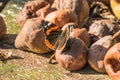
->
(46, 26, 60, 36)
(45, 39, 55, 50)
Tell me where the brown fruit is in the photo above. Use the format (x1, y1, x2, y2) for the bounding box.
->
(88, 30, 120, 73)
(88, 19, 119, 44)
(104, 43, 120, 80)
(90, 1, 114, 18)
(88, 35, 114, 73)
(55, 38, 87, 71)
(86, 1, 116, 30)
(110, 0, 120, 19)
(17, 0, 53, 28)
(0, 15, 6, 39)
(70, 28, 90, 47)
(15, 18, 51, 54)
(87, 0, 110, 6)
(55, 25, 87, 71)
(52, 0, 89, 26)
(45, 9, 78, 28)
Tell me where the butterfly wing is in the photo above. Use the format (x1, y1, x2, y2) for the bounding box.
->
(55, 25, 74, 50)
(41, 20, 74, 51)
(41, 20, 62, 50)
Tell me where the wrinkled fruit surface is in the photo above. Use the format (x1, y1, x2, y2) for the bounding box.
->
(104, 43, 120, 80)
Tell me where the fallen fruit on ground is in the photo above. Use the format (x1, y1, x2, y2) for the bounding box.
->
(70, 28, 90, 47)
(52, 0, 89, 26)
(55, 25, 87, 71)
(87, 0, 110, 6)
(17, 0, 53, 28)
(88, 30, 120, 73)
(0, 15, 6, 39)
(55, 38, 87, 71)
(88, 19, 119, 44)
(45, 9, 78, 28)
(15, 18, 51, 54)
(104, 43, 120, 80)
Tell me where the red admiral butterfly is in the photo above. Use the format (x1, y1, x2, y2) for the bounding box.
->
(41, 20, 74, 51)
(41, 20, 74, 63)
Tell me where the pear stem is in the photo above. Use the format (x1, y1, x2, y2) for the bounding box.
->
(112, 30, 120, 40)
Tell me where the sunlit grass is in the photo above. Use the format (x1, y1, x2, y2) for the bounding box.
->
(1, 0, 27, 34)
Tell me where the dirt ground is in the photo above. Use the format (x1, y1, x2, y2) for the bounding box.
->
(0, 0, 111, 80)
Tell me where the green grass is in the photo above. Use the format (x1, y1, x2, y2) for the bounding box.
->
(1, 0, 28, 34)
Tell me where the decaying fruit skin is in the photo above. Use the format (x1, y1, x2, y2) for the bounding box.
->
(24, 0, 54, 19)
(45, 9, 78, 28)
(55, 38, 87, 71)
(70, 28, 90, 47)
(52, 0, 89, 26)
(104, 43, 120, 80)
(87, 0, 110, 6)
(88, 19, 120, 44)
(15, 18, 51, 54)
(88, 35, 115, 73)
(110, 0, 120, 20)
(23, 0, 54, 12)
(17, 0, 53, 28)
(0, 15, 6, 39)
(61, 23, 90, 46)
(55, 24, 88, 71)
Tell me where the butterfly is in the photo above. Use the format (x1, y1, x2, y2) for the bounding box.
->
(40, 20, 75, 63)
(41, 20, 74, 51)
